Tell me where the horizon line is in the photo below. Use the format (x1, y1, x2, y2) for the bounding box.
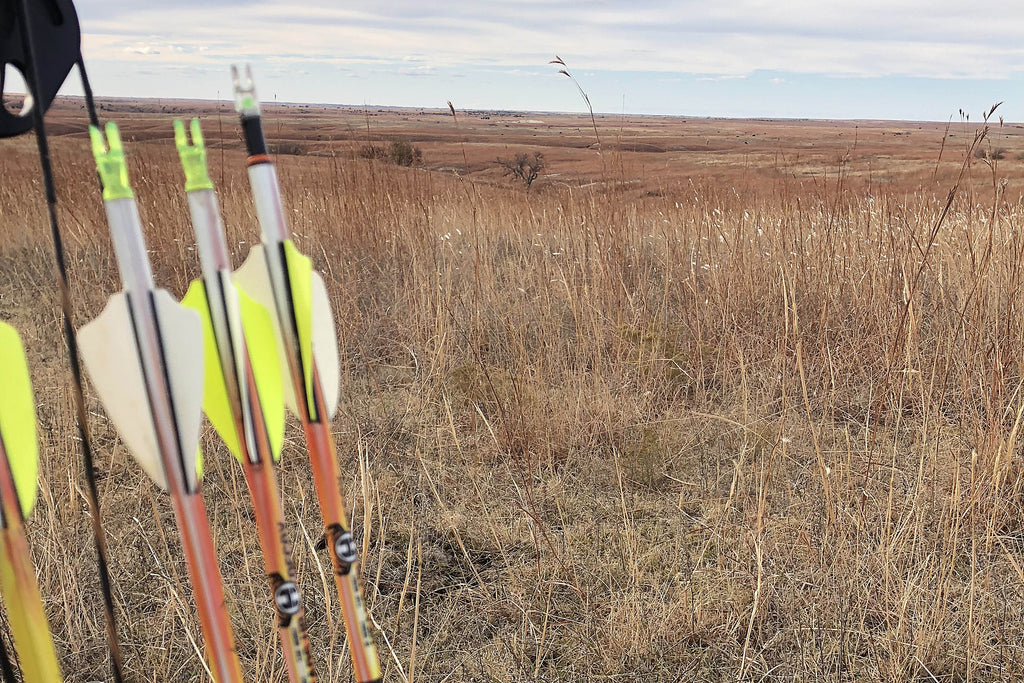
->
(30, 94, 1011, 127)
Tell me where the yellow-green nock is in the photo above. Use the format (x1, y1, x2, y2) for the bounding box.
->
(89, 122, 133, 201)
(173, 118, 214, 192)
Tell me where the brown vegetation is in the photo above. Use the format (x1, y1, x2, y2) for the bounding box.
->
(2, 97, 1024, 681)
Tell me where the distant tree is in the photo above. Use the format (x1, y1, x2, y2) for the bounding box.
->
(389, 139, 423, 166)
(359, 138, 422, 166)
(496, 152, 545, 190)
(974, 146, 1007, 161)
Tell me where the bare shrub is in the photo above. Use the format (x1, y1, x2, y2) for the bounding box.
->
(974, 146, 1007, 160)
(270, 141, 305, 155)
(389, 139, 422, 166)
(495, 152, 545, 189)
(359, 138, 422, 166)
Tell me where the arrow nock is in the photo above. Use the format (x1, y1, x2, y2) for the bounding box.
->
(231, 64, 260, 117)
(174, 118, 214, 192)
(89, 122, 133, 201)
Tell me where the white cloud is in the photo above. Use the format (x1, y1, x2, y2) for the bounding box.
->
(123, 44, 160, 55)
(75, 0, 1024, 80)
(61, 0, 1024, 121)
(397, 65, 436, 77)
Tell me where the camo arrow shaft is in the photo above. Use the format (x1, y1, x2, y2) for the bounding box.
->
(232, 67, 382, 683)
(176, 119, 318, 683)
(82, 123, 244, 683)
(0, 322, 62, 683)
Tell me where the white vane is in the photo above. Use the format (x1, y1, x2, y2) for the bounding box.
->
(79, 290, 206, 491)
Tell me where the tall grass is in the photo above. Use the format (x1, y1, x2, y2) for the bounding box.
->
(1, 113, 1023, 681)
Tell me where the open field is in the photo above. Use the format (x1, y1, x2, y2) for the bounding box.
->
(3, 96, 1024, 681)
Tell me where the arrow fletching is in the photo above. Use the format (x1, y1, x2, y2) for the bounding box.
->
(283, 242, 315, 414)
(79, 291, 206, 489)
(79, 293, 164, 488)
(0, 321, 64, 681)
(241, 290, 286, 459)
(235, 242, 340, 421)
(310, 269, 340, 419)
(0, 322, 38, 519)
(182, 278, 285, 462)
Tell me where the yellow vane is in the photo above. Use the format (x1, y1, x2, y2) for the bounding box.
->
(242, 290, 286, 459)
(0, 531, 64, 682)
(0, 321, 38, 519)
(182, 280, 285, 462)
(0, 321, 63, 681)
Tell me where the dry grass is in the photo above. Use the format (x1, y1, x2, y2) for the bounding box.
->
(2, 103, 1024, 681)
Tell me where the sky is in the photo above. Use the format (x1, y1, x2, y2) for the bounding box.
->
(15, 0, 1024, 122)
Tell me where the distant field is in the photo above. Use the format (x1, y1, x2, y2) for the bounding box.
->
(35, 95, 1024, 194)
(2, 96, 1024, 681)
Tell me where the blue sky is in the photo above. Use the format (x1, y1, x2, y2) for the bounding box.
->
(36, 0, 1024, 121)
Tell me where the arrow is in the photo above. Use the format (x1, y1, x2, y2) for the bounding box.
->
(231, 65, 382, 683)
(77, 122, 246, 683)
(0, 321, 63, 682)
(175, 117, 319, 683)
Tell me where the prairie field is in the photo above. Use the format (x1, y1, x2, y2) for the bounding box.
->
(4, 97, 1024, 681)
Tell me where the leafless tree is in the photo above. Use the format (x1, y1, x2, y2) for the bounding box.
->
(496, 152, 545, 190)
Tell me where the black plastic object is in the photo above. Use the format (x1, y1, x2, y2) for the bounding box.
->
(0, 0, 80, 138)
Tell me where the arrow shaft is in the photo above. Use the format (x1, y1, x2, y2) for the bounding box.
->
(249, 181, 383, 682)
(304, 369, 381, 683)
(187, 190, 234, 277)
(136, 294, 245, 683)
(173, 493, 245, 683)
(106, 199, 157, 298)
(232, 334, 318, 682)
(248, 162, 290, 245)
(245, 450, 317, 682)
(246, 180, 383, 682)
